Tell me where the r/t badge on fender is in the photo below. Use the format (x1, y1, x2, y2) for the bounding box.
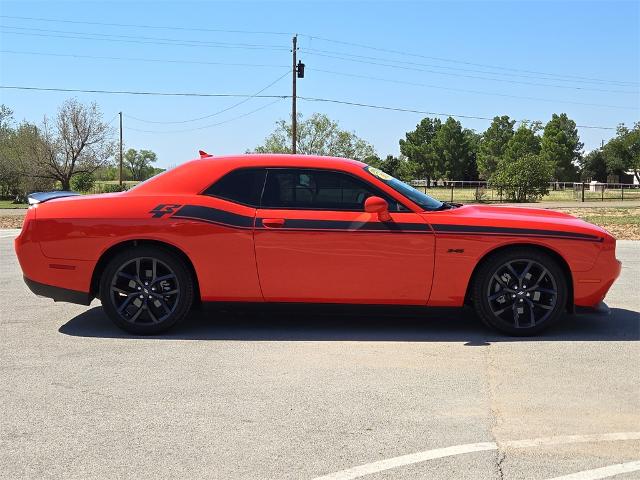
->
(149, 204, 182, 218)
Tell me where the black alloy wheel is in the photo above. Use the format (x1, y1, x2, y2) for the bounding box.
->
(100, 246, 194, 334)
(472, 248, 567, 335)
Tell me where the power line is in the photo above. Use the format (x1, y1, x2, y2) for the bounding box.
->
(125, 70, 290, 124)
(0, 28, 288, 51)
(0, 49, 289, 69)
(301, 34, 640, 87)
(2, 14, 635, 87)
(304, 51, 638, 95)
(308, 68, 635, 110)
(296, 96, 615, 130)
(307, 97, 617, 130)
(4, 49, 632, 110)
(0, 84, 288, 99)
(2, 49, 632, 112)
(0, 14, 292, 36)
(126, 98, 285, 134)
(105, 113, 120, 126)
(303, 47, 637, 88)
(0, 25, 288, 50)
(0, 84, 616, 130)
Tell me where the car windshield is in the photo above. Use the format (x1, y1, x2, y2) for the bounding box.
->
(364, 166, 445, 211)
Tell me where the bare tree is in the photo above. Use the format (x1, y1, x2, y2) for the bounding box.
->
(29, 99, 114, 190)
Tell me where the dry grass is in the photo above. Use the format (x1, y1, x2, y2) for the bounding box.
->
(556, 207, 640, 240)
(0, 216, 24, 229)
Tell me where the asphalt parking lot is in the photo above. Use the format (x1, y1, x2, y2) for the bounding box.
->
(1, 231, 638, 480)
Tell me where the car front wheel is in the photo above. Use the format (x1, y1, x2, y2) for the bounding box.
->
(472, 248, 568, 336)
(99, 246, 194, 334)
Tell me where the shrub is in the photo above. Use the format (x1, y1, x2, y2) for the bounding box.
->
(99, 183, 128, 193)
(70, 172, 96, 193)
(491, 154, 553, 202)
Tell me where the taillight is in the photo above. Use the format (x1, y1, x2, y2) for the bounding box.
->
(17, 205, 36, 240)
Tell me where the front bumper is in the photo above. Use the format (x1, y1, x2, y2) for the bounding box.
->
(573, 301, 611, 315)
(573, 257, 622, 308)
(23, 276, 92, 306)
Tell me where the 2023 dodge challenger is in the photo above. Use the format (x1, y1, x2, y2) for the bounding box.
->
(15, 154, 621, 335)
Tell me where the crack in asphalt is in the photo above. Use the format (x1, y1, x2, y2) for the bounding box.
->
(485, 343, 507, 480)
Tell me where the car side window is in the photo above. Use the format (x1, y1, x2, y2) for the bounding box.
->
(202, 168, 267, 207)
(261, 169, 405, 211)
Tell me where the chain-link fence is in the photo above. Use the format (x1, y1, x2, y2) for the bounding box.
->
(410, 180, 640, 203)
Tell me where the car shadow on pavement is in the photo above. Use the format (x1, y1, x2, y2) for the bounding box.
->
(58, 303, 639, 344)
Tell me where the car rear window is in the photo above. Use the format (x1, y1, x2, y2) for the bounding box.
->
(203, 168, 267, 207)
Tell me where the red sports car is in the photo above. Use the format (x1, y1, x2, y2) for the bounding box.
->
(15, 154, 621, 335)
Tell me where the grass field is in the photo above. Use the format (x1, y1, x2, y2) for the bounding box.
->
(3, 183, 638, 206)
(421, 186, 640, 203)
(0, 200, 28, 209)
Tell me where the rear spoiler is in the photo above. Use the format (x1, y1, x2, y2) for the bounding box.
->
(27, 191, 81, 205)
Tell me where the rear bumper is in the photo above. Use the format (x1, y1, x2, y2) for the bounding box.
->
(23, 276, 92, 306)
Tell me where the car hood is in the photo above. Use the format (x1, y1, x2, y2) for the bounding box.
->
(421, 204, 613, 241)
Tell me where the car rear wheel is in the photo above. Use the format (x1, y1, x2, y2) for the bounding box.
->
(99, 246, 194, 334)
(472, 248, 568, 336)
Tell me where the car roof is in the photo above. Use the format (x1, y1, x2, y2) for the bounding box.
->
(130, 154, 369, 195)
(200, 154, 367, 169)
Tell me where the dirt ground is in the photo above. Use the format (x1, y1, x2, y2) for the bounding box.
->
(0, 216, 23, 229)
(556, 207, 640, 240)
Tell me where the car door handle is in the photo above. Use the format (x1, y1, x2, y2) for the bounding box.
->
(262, 218, 286, 228)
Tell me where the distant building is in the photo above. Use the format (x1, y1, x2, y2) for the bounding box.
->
(625, 171, 640, 185)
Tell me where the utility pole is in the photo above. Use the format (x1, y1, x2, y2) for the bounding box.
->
(119, 112, 123, 187)
(291, 34, 297, 154)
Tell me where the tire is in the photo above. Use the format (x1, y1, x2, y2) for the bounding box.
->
(99, 245, 194, 334)
(471, 248, 568, 336)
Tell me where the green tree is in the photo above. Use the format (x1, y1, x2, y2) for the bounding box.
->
(493, 153, 553, 202)
(477, 115, 515, 180)
(123, 148, 158, 181)
(463, 129, 480, 181)
(0, 110, 54, 200)
(399, 117, 442, 186)
(253, 113, 375, 160)
(503, 121, 542, 162)
(366, 154, 416, 181)
(431, 117, 476, 181)
(603, 123, 640, 183)
(579, 150, 608, 182)
(541, 113, 582, 181)
(0, 105, 17, 197)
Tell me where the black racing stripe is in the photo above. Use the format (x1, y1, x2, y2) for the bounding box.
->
(172, 205, 253, 228)
(256, 218, 431, 233)
(169, 205, 601, 242)
(431, 224, 603, 242)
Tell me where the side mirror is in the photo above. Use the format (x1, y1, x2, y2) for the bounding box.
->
(364, 196, 391, 222)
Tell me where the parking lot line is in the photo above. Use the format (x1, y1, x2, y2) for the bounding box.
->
(0, 229, 21, 238)
(310, 432, 640, 480)
(543, 460, 640, 480)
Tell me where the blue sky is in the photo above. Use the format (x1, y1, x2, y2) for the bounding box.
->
(0, 0, 638, 168)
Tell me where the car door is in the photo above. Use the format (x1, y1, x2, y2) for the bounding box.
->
(253, 168, 435, 304)
(189, 167, 267, 301)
